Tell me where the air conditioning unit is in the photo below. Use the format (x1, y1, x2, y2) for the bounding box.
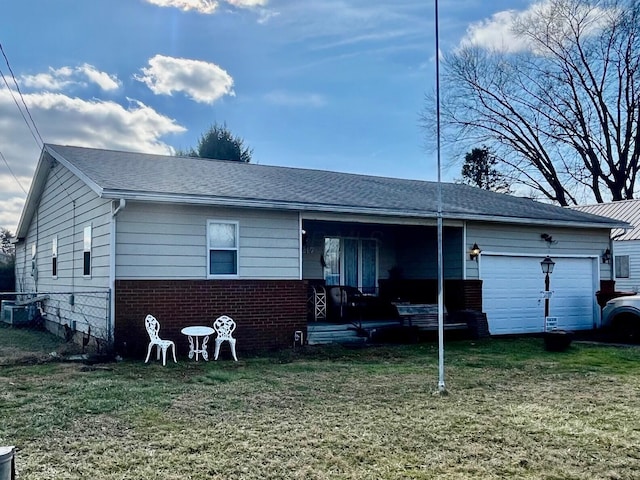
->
(1, 301, 29, 325)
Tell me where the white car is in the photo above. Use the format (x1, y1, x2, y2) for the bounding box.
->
(601, 294, 640, 341)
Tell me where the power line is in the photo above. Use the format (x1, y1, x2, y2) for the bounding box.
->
(0, 42, 44, 149)
(0, 148, 27, 195)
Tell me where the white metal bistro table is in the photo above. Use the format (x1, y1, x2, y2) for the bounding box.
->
(181, 326, 215, 361)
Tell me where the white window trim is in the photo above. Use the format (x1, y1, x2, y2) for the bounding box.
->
(52, 236, 58, 279)
(207, 220, 239, 279)
(83, 224, 92, 278)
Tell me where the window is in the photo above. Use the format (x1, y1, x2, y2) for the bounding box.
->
(31, 243, 37, 277)
(83, 225, 92, 277)
(52, 236, 58, 278)
(615, 255, 630, 279)
(207, 221, 238, 276)
(323, 237, 378, 294)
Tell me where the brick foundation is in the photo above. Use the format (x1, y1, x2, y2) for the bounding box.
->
(115, 279, 308, 359)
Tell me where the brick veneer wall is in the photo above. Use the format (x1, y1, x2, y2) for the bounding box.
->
(115, 279, 308, 359)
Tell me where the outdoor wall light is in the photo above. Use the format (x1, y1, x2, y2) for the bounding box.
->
(602, 248, 611, 264)
(469, 243, 481, 261)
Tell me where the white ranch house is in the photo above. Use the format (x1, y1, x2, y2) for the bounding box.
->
(10, 144, 625, 356)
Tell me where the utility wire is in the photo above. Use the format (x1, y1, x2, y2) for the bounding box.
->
(0, 42, 44, 148)
(0, 148, 26, 195)
(0, 67, 41, 149)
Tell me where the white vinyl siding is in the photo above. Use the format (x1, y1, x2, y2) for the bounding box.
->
(465, 222, 612, 281)
(115, 203, 300, 280)
(611, 240, 640, 292)
(14, 161, 112, 292)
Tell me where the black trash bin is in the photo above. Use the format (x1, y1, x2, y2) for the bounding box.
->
(544, 330, 574, 352)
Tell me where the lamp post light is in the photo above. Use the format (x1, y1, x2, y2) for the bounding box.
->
(540, 256, 555, 318)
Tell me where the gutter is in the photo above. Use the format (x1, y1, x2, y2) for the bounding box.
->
(98, 189, 625, 231)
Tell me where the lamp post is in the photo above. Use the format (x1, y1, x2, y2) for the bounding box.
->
(540, 256, 555, 318)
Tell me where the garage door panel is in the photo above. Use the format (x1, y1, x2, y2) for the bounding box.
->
(482, 256, 596, 334)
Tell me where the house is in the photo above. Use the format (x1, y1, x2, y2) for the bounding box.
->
(573, 200, 640, 294)
(12, 144, 625, 356)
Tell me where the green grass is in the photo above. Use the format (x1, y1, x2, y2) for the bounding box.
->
(1, 325, 640, 479)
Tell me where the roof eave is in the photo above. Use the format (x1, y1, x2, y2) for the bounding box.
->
(15, 149, 51, 240)
(100, 190, 622, 230)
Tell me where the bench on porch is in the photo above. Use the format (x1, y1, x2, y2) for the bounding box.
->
(393, 303, 468, 331)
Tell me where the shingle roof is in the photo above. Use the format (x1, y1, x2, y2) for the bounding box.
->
(572, 200, 640, 240)
(42, 144, 623, 228)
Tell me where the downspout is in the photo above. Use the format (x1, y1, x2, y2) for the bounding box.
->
(298, 212, 303, 281)
(109, 199, 126, 347)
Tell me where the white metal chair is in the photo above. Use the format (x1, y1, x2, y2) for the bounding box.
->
(144, 314, 177, 366)
(213, 315, 238, 361)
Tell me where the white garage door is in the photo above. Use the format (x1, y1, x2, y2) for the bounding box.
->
(481, 255, 598, 334)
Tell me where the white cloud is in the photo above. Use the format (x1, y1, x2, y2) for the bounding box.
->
(459, 0, 614, 54)
(144, 0, 219, 14)
(21, 64, 121, 92)
(142, 0, 267, 14)
(0, 88, 186, 230)
(77, 64, 121, 91)
(459, 9, 532, 53)
(135, 55, 234, 104)
(264, 91, 326, 108)
(226, 0, 268, 7)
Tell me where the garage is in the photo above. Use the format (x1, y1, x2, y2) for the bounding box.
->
(481, 255, 599, 334)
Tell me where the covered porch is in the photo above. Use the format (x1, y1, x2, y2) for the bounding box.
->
(301, 219, 485, 343)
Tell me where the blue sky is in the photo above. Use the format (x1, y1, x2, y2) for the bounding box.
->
(0, 0, 532, 230)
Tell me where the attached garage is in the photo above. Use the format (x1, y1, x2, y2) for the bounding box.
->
(481, 254, 599, 334)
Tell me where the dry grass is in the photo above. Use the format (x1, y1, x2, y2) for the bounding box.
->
(1, 325, 640, 479)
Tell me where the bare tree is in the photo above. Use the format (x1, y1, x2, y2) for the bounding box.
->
(424, 0, 640, 205)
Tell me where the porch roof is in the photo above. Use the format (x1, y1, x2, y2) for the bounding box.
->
(31, 144, 626, 231)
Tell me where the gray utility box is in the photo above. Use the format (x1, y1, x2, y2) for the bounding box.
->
(1, 301, 29, 326)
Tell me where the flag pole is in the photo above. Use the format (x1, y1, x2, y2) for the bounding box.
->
(434, 0, 446, 393)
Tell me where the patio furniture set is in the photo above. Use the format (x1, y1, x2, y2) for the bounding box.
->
(144, 314, 238, 366)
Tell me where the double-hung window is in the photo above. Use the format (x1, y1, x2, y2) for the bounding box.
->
(207, 220, 239, 277)
(52, 236, 58, 278)
(615, 255, 630, 279)
(83, 225, 92, 277)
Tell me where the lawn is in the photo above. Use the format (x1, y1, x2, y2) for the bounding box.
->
(1, 325, 640, 479)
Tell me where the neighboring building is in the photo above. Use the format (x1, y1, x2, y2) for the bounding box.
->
(12, 144, 625, 356)
(573, 200, 640, 293)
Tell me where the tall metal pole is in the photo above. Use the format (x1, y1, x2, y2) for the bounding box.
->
(434, 0, 446, 393)
(544, 273, 550, 318)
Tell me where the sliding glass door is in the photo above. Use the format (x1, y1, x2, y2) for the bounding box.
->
(324, 237, 377, 294)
